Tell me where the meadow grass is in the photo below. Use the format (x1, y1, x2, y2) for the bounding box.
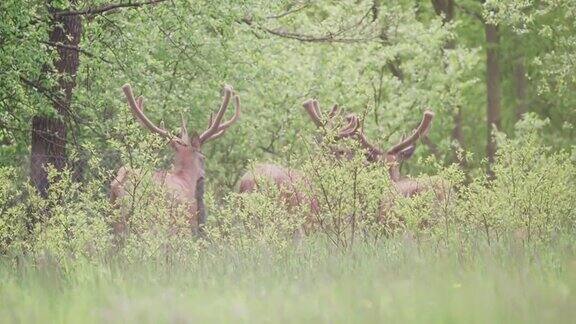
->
(1, 237, 575, 323)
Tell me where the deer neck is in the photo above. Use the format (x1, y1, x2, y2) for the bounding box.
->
(172, 152, 200, 184)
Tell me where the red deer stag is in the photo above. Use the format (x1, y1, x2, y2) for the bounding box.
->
(304, 101, 438, 195)
(238, 99, 358, 226)
(349, 111, 452, 219)
(110, 83, 240, 235)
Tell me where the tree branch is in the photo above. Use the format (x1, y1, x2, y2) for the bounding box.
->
(371, 0, 380, 22)
(43, 41, 112, 63)
(243, 11, 377, 44)
(386, 58, 404, 81)
(455, 3, 484, 22)
(256, 26, 375, 43)
(19, 76, 60, 106)
(266, 2, 311, 20)
(54, 0, 168, 17)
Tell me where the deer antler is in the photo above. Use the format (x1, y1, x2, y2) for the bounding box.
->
(346, 116, 384, 161)
(327, 104, 341, 120)
(122, 84, 185, 145)
(199, 85, 241, 144)
(338, 114, 359, 138)
(387, 110, 434, 154)
(303, 99, 360, 140)
(303, 99, 323, 127)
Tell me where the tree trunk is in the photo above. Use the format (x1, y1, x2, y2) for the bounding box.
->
(30, 2, 82, 196)
(431, 0, 454, 23)
(513, 56, 528, 121)
(485, 23, 501, 178)
(431, 0, 467, 167)
(451, 105, 464, 150)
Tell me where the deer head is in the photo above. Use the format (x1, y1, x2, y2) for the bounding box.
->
(120, 83, 240, 227)
(351, 111, 434, 181)
(302, 99, 359, 159)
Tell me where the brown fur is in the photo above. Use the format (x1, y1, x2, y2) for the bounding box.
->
(110, 139, 205, 236)
(378, 176, 453, 228)
(236, 100, 356, 232)
(238, 163, 320, 229)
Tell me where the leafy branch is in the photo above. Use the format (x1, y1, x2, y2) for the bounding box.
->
(53, 0, 168, 17)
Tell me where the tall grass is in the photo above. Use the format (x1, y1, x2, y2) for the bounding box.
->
(1, 237, 575, 323)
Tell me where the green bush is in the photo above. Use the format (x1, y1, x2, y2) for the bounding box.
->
(456, 114, 576, 245)
(0, 115, 574, 265)
(0, 165, 112, 261)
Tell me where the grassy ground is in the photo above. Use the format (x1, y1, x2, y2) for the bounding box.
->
(1, 238, 575, 323)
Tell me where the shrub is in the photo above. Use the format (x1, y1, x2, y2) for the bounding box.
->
(0, 165, 112, 261)
(456, 115, 576, 245)
(0, 114, 573, 263)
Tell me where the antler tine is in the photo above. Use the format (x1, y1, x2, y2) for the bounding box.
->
(200, 94, 241, 142)
(201, 126, 226, 142)
(206, 112, 214, 129)
(136, 96, 144, 111)
(214, 93, 240, 131)
(337, 114, 359, 138)
(356, 130, 384, 160)
(326, 104, 342, 127)
(200, 87, 240, 144)
(339, 113, 384, 159)
(387, 110, 435, 154)
(199, 85, 234, 143)
(122, 84, 183, 144)
(328, 104, 341, 119)
(132, 96, 145, 128)
(312, 100, 323, 121)
(303, 99, 323, 127)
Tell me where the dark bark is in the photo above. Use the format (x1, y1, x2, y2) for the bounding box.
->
(431, 0, 454, 23)
(431, 0, 467, 167)
(386, 57, 404, 81)
(30, 1, 82, 196)
(371, 0, 380, 22)
(485, 23, 501, 178)
(451, 105, 465, 147)
(513, 56, 528, 121)
(445, 40, 467, 168)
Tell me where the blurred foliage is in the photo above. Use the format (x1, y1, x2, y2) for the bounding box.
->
(0, 0, 575, 261)
(1, 0, 573, 190)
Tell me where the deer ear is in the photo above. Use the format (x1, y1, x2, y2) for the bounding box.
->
(398, 145, 416, 161)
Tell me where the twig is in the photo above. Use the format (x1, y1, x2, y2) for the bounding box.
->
(255, 25, 376, 44)
(43, 41, 112, 63)
(54, 0, 168, 17)
(243, 7, 377, 44)
(266, 2, 311, 19)
(455, 3, 484, 22)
